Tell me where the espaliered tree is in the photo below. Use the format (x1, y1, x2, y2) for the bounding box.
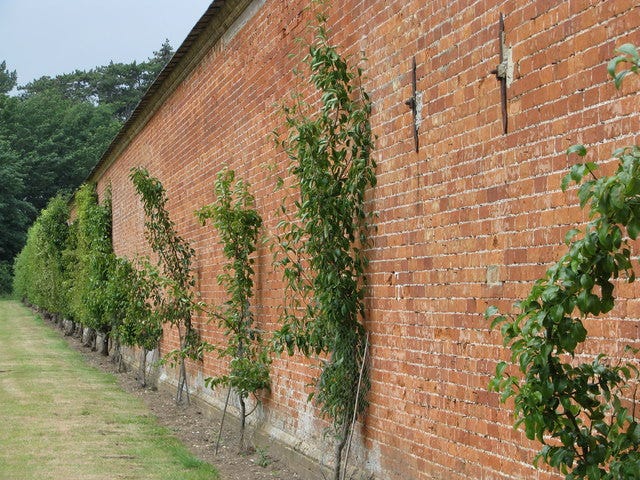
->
(106, 256, 164, 383)
(273, 11, 376, 480)
(196, 168, 270, 451)
(487, 44, 640, 480)
(13, 194, 71, 318)
(68, 184, 115, 354)
(130, 167, 206, 404)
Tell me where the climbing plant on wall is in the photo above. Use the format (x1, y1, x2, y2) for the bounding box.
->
(273, 10, 375, 480)
(196, 167, 270, 450)
(130, 167, 206, 403)
(487, 44, 640, 480)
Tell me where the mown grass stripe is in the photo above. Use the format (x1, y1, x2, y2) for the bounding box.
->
(0, 300, 218, 480)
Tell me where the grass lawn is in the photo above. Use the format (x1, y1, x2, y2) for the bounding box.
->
(0, 299, 218, 480)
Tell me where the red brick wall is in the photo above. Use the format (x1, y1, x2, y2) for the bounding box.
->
(94, 1, 640, 478)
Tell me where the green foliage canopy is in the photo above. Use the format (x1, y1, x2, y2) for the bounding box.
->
(18, 40, 173, 121)
(0, 60, 17, 95)
(0, 42, 173, 294)
(107, 256, 163, 353)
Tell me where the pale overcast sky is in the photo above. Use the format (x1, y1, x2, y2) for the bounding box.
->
(0, 0, 212, 87)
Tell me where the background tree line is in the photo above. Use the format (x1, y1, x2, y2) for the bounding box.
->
(0, 41, 174, 293)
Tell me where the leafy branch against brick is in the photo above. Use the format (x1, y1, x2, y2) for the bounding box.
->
(131, 167, 207, 404)
(196, 168, 269, 450)
(487, 44, 640, 480)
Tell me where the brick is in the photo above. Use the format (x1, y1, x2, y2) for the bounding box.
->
(90, 1, 640, 479)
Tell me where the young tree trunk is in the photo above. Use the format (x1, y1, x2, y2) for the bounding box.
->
(175, 358, 189, 405)
(111, 338, 120, 363)
(239, 394, 247, 451)
(100, 332, 109, 356)
(139, 349, 147, 388)
(111, 339, 126, 372)
(63, 319, 74, 336)
(237, 329, 247, 450)
(82, 327, 93, 347)
(333, 422, 349, 480)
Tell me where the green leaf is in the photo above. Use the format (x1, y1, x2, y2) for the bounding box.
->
(550, 304, 565, 323)
(577, 181, 594, 208)
(567, 144, 587, 157)
(577, 290, 591, 314)
(627, 216, 640, 240)
(565, 229, 580, 245)
(490, 314, 507, 330)
(597, 222, 612, 250)
(541, 285, 560, 304)
(617, 43, 639, 58)
(571, 165, 586, 182)
(495, 361, 508, 378)
(579, 274, 595, 290)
